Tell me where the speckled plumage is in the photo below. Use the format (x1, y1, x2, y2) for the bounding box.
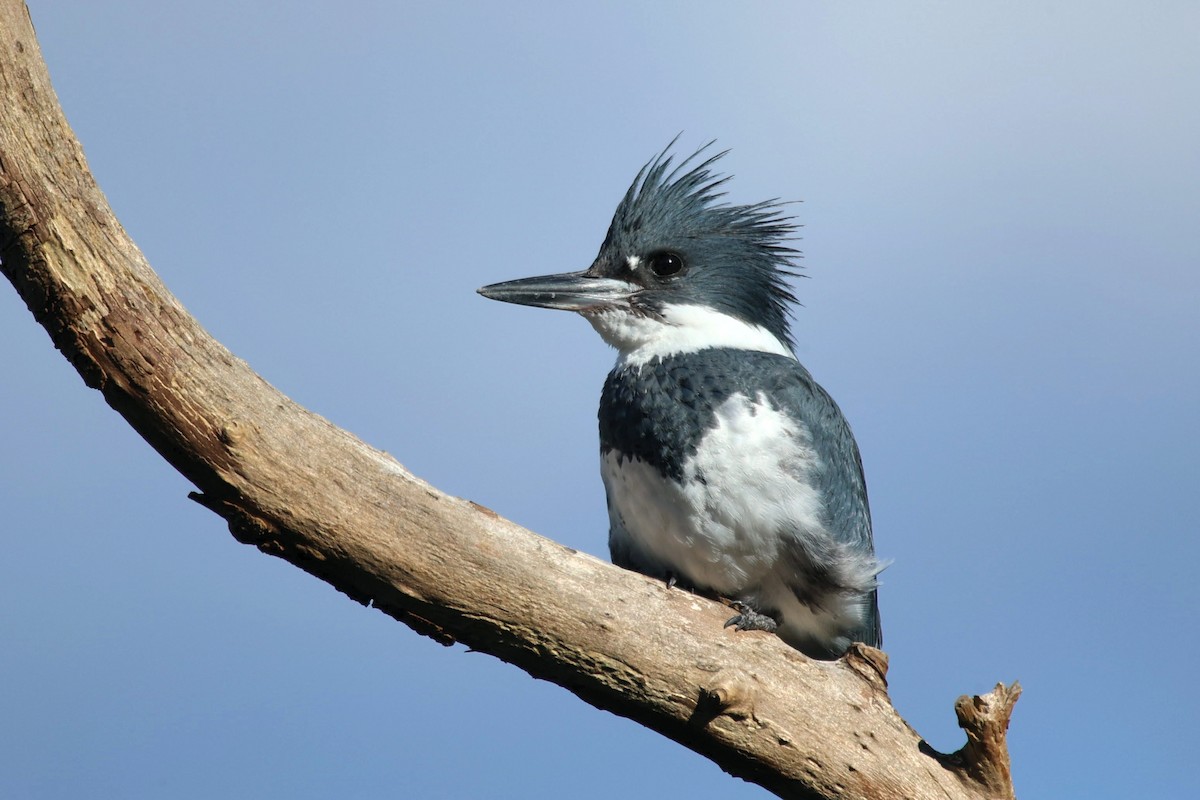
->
(599, 349, 869, 543)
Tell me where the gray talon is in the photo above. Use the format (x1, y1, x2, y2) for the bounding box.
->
(724, 603, 778, 633)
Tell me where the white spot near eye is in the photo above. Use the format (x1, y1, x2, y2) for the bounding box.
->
(626, 255, 641, 272)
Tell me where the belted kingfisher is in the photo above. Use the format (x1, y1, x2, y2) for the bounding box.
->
(478, 143, 882, 659)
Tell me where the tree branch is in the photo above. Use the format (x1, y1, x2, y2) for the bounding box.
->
(0, 3, 1018, 797)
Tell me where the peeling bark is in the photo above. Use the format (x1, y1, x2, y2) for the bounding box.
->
(0, 3, 1018, 798)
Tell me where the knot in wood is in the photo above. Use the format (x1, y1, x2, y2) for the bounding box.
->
(699, 669, 755, 718)
(218, 421, 242, 446)
(842, 643, 889, 690)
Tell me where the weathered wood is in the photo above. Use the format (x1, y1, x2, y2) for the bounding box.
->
(0, 3, 1018, 797)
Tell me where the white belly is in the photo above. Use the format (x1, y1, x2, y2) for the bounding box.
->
(601, 391, 877, 654)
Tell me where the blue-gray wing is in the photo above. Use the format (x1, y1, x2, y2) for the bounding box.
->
(767, 364, 874, 552)
(761, 358, 882, 647)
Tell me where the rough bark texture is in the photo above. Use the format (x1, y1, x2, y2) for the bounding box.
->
(0, 3, 1019, 798)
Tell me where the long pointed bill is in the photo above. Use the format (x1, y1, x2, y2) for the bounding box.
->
(477, 271, 636, 312)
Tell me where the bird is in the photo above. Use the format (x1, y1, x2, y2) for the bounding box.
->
(477, 142, 883, 659)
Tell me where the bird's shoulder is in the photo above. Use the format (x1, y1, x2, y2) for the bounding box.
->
(600, 348, 837, 457)
(601, 347, 837, 430)
(600, 347, 871, 535)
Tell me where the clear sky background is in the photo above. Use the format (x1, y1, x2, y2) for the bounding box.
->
(3, 2, 1197, 798)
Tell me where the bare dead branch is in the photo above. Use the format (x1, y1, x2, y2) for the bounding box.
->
(0, 3, 1018, 797)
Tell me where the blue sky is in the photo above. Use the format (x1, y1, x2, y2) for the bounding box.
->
(3, 2, 1197, 798)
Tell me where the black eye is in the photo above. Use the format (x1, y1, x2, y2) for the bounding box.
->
(647, 251, 685, 277)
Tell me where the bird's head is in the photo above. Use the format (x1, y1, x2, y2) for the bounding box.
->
(478, 142, 801, 363)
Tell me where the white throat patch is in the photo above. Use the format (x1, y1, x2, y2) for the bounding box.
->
(583, 303, 794, 367)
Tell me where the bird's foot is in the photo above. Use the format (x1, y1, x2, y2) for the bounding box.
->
(724, 602, 778, 634)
